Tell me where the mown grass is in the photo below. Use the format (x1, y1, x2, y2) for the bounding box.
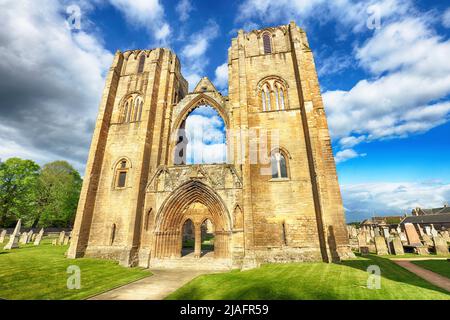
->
(411, 260, 450, 279)
(0, 239, 151, 300)
(166, 255, 450, 300)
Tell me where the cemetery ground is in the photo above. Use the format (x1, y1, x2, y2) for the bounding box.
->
(167, 254, 450, 300)
(411, 260, 450, 279)
(1, 242, 449, 300)
(0, 239, 150, 300)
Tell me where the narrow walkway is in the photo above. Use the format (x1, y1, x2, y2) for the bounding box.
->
(89, 269, 214, 300)
(394, 260, 450, 292)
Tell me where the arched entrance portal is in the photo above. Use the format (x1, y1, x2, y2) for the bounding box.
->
(152, 180, 232, 260)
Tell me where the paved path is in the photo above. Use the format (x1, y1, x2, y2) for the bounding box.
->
(394, 260, 450, 292)
(89, 269, 213, 300)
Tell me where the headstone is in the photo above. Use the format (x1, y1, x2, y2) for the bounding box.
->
(369, 227, 375, 238)
(390, 237, 405, 255)
(441, 230, 450, 242)
(52, 239, 57, 245)
(374, 227, 381, 237)
(63, 235, 70, 245)
(416, 246, 429, 255)
(375, 236, 389, 255)
(57, 231, 65, 245)
(3, 219, 21, 250)
(26, 230, 34, 243)
(357, 233, 366, 252)
(382, 227, 390, 238)
(433, 235, 449, 255)
(396, 226, 402, 234)
(404, 223, 421, 246)
(416, 224, 425, 237)
(430, 224, 438, 237)
(19, 231, 28, 244)
(34, 228, 44, 246)
(399, 231, 408, 243)
(359, 246, 369, 255)
(424, 226, 432, 236)
(0, 229, 6, 243)
(421, 234, 433, 246)
(31, 233, 37, 242)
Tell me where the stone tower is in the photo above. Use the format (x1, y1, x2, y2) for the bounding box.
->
(68, 22, 353, 268)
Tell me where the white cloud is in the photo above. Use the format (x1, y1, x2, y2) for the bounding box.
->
(324, 16, 450, 159)
(335, 149, 366, 163)
(108, 0, 171, 43)
(443, 7, 450, 28)
(184, 107, 226, 164)
(0, 0, 113, 171)
(176, 0, 194, 22)
(180, 20, 220, 91)
(342, 181, 450, 222)
(213, 62, 228, 91)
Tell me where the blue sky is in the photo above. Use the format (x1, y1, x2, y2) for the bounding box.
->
(1, 0, 450, 222)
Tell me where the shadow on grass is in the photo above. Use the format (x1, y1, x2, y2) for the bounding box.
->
(341, 254, 449, 295)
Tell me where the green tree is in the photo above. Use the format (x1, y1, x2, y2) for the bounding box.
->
(0, 158, 40, 227)
(33, 161, 82, 228)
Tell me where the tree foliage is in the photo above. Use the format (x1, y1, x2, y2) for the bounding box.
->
(0, 158, 82, 228)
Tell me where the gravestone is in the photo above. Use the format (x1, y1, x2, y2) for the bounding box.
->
(382, 227, 390, 238)
(3, 219, 21, 250)
(359, 246, 369, 255)
(369, 227, 375, 238)
(416, 224, 424, 237)
(357, 233, 366, 252)
(0, 229, 6, 243)
(26, 230, 34, 243)
(375, 236, 389, 255)
(19, 232, 28, 244)
(31, 233, 37, 242)
(373, 227, 381, 237)
(63, 235, 70, 245)
(421, 234, 433, 246)
(396, 226, 402, 234)
(404, 223, 421, 246)
(424, 226, 432, 236)
(52, 239, 57, 246)
(34, 228, 44, 246)
(433, 235, 449, 255)
(390, 237, 404, 255)
(441, 230, 450, 242)
(399, 232, 408, 243)
(416, 246, 429, 255)
(430, 224, 438, 237)
(57, 231, 65, 245)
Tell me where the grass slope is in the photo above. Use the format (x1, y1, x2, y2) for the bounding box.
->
(0, 240, 150, 300)
(167, 255, 450, 300)
(411, 260, 450, 279)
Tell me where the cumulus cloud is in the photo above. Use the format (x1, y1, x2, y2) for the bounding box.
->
(184, 107, 226, 164)
(0, 0, 113, 171)
(335, 149, 366, 163)
(213, 62, 228, 92)
(180, 20, 220, 91)
(324, 16, 450, 158)
(443, 7, 450, 28)
(342, 181, 450, 222)
(108, 0, 171, 43)
(176, 0, 194, 22)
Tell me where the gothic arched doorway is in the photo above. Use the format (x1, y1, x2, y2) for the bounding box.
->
(151, 180, 232, 260)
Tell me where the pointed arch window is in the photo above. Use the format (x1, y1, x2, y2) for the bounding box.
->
(138, 54, 145, 73)
(263, 32, 272, 54)
(115, 159, 130, 188)
(119, 94, 144, 123)
(258, 78, 288, 112)
(271, 151, 288, 179)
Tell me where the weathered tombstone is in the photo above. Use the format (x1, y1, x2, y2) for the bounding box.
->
(416, 224, 425, 237)
(57, 231, 65, 245)
(31, 233, 37, 242)
(19, 231, 28, 244)
(3, 219, 21, 250)
(369, 227, 375, 238)
(375, 236, 389, 255)
(26, 230, 34, 243)
(357, 233, 366, 251)
(0, 229, 6, 243)
(359, 246, 369, 255)
(399, 231, 408, 243)
(382, 227, 390, 238)
(404, 223, 421, 246)
(416, 246, 429, 255)
(441, 230, 450, 242)
(63, 235, 70, 245)
(424, 226, 432, 236)
(421, 234, 433, 246)
(430, 224, 438, 237)
(396, 226, 402, 234)
(390, 237, 405, 255)
(374, 227, 381, 237)
(34, 228, 44, 246)
(51, 239, 57, 246)
(433, 235, 449, 255)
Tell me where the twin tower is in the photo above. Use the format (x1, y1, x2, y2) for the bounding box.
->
(68, 22, 354, 269)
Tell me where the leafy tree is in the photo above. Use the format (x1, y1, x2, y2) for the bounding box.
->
(33, 161, 82, 228)
(0, 158, 40, 227)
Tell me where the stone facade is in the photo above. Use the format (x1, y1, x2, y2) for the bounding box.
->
(68, 22, 353, 268)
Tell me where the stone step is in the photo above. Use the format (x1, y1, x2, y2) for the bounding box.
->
(150, 258, 233, 271)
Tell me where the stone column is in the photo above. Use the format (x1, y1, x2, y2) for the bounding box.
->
(194, 223, 201, 258)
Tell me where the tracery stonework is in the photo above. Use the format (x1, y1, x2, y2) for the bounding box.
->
(68, 22, 354, 269)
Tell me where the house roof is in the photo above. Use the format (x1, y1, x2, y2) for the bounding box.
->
(412, 206, 450, 215)
(401, 213, 450, 224)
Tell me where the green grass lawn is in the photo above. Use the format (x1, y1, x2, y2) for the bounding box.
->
(0, 239, 151, 300)
(411, 260, 450, 279)
(166, 255, 450, 300)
